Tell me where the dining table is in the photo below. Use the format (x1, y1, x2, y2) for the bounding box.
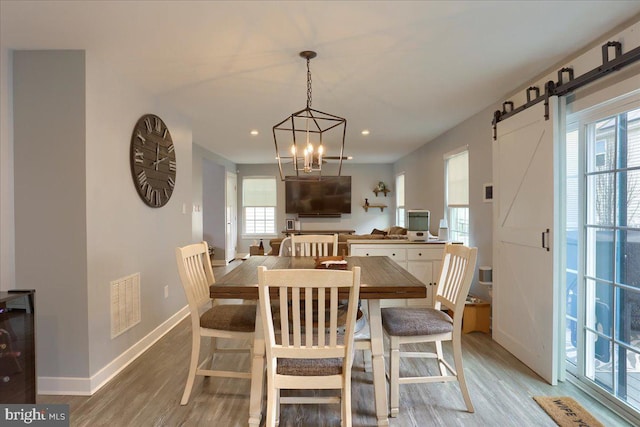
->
(212, 255, 426, 427)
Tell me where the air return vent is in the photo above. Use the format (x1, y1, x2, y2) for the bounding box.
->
(111, 273, 141, 339)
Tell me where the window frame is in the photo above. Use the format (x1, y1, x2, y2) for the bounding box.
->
(444, 146, 469, 245)
(241, 175, 277, 239)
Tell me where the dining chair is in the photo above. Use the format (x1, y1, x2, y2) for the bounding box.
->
(381, 243, 478, 416)
(175, 241, 255, 405)
(290, 234, 339, 256)
(257, 266, 361, 427)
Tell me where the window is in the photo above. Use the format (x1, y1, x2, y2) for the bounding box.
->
(445, 148, 469, 245)
(242, 176, 276, 236)
(396, 173, 405, 227)
(566, 97, 640, 417)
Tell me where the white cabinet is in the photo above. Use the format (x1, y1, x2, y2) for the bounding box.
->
(349, 241, 445, 308)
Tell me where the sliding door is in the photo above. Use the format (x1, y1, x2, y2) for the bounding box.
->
(493, 100, 561, 384)
(566, 91, 640, 415)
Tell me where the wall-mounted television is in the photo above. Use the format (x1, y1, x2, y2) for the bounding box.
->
(285, 176, 351, 217)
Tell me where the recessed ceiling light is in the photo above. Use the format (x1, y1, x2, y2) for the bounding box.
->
(361, 130, 370, 135)
(250, 130, 259, 136)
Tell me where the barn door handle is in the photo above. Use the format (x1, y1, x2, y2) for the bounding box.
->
(541, 228, 550, 251)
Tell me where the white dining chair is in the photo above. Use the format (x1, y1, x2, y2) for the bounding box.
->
(175, 241, 255, 405)
(257, 266, 361, 427)
(290, 234, 338, 256)
(381, 243, 478, 416)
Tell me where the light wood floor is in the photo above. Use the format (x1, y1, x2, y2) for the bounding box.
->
(39, 262, 632, 426)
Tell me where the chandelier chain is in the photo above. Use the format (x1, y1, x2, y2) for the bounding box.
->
(306, 57, 312, 108)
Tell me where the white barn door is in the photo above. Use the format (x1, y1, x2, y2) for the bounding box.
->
(493, 99, 561, 385)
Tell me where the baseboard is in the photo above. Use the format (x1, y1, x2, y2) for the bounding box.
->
(38, 305, 189, 396)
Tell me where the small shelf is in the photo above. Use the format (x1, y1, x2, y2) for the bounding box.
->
(363, 204, 387, 212)
(478, 281, 493, 285)
(373, 188, 391, 197)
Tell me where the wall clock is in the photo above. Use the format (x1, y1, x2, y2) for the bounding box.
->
(130, 114, 176, 207)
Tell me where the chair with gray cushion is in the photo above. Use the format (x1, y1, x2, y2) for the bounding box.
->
(257, 266, 361, 427)
(175, 241, 255, 405)
(382, 243, 478, 416)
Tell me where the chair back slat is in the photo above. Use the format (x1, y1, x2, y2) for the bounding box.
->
(258, 267, 361, 363)
(434, 243, 478, 315)
(291, 234, 338, 256)
(176, 242, 215, 315)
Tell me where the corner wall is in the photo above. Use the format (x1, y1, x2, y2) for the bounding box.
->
(13, 50, 90, 378)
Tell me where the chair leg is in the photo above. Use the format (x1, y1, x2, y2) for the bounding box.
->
(452, 336, 474, 413)
(342, 376, 352, 427)
(181, 331, 201, 405)
(389, 335, 400, 417)
(435, 340, 447, 376)
(209, 336, 217, 369)
(265, 383, 278, 427)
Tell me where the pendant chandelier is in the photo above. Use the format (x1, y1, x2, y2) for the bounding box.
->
(272, 51, 347, 181)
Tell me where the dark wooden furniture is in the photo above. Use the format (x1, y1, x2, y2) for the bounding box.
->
(0, 290, 36, 404)
(213, 256, 425, 427)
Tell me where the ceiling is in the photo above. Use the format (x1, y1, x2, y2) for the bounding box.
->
(2, 1, 640, 165)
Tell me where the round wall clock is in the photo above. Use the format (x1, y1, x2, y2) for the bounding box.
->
(130, 114, 176, 207)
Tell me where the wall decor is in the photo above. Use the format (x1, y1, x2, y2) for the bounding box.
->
(130, 114, 176, 207)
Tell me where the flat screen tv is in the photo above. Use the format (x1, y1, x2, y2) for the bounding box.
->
(285, 176, 351, 217)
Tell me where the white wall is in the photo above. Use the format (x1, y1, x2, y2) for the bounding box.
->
(0, 47, 15, 292)
(85, 49, 193, 376)
(13, 50, 90, 378)
(8, 49, 195, 389)
(394, 110, 494, 301)
(192, 143, 237, 260)
(236, 163, 395, 254)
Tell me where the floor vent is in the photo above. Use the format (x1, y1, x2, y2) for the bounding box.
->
(111, 273, 141, 339)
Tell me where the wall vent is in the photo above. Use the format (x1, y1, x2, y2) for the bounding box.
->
(111, 273, 141, 339)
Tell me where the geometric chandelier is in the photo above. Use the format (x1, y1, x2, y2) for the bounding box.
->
(272, 50, 347, 181)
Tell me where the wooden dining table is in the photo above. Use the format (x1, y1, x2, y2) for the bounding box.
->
(212, 255, 426, 427)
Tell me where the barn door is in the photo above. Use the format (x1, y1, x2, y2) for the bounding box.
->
(493, 99, 561, 384)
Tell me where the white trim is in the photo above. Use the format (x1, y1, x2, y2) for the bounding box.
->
(443, 144, 469, 160)
(38, 306, 189, 395)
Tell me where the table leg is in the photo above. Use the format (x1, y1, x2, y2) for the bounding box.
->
(367, 299, 389, 426)
(249, 305, 265, 427)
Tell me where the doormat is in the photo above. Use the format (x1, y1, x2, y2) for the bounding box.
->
(533, 396, 604, 427)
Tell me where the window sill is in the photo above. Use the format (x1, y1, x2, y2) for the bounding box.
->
(241, 234, 278, 240)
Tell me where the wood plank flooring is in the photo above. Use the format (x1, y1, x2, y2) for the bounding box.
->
(38, 261, 633, 426)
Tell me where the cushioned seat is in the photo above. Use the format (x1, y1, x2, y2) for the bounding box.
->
(200, 304, 256, 332)
(381, 307, 453, 336)
(277, 357, 343, 376)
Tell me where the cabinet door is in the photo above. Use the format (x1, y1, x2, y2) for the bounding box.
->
(406, 261, 434, 308)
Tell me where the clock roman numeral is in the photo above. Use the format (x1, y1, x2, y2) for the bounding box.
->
(168, 176, 175, 189)
(144, 117, 153, 134)
(136, 130, 146, 144)
(169, 160, 176, 172)
(167, 143, 174, 153)
(134, 148, 144, 164)
(137, 170, 147, 186)
(150, 189, 162, 206)
(164, 188, 169, 199)
(154, 117, 162, 134)
(163, 128, 168, 139)
(145, 184, 153, 200)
